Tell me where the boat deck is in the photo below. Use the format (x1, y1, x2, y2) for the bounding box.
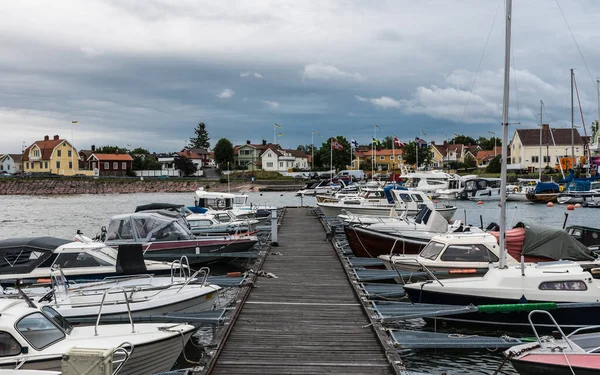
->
(208, 207, 398, 374)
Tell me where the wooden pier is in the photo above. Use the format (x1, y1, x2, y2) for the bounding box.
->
(207, 207, 397, 374)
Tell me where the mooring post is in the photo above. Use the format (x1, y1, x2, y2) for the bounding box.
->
(270, 208, 279, 246)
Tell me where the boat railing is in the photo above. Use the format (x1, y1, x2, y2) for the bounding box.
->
(527, 310, 573, 351)
(95, 286, 135, 336)
(391, 257, 444, 286)
(171, 255, 191, 283)
(177, 266, 210, 292)
(112, 341, 134, 374)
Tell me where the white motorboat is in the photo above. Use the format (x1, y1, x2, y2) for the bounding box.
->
(435, 174, 478, 200)
(458, 178, 502, 201)
(0, 299, 195, 374)
(317, 187, 457, 220)
(185, 212, 258, 235)
(557, 179, 600, 204)
(506, 178, 539, 201)
(295, 180, 336, 196)
(193, 188, 275, 222)
(401, 172, 451, 195)
(0, 237, 175, 286)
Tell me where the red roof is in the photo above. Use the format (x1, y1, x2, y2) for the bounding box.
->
(22, 135, 65, 161)
(176, 151, 203, 160)
(91, 153, 133, 161)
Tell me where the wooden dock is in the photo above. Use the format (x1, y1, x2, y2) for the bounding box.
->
(207, 207, 397, 374)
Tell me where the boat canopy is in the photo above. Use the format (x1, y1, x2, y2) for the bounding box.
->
(134, 203, 186, 212)
(105, 212, 195, 243)
(514, 222, 595, 261)
(383, 184, 407, 204)
(533, 182, 559, 194)
(0, 237, 69, 275)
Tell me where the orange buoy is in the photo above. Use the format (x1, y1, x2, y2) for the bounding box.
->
(227, 272, 242, 277)
(575, 203, 582, 208)
(477, 201, 484, 205)
(567, 204, 575, 211)
(547, 202, 554, 207)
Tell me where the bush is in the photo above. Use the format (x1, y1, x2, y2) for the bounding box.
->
(219, 177, 228, 183)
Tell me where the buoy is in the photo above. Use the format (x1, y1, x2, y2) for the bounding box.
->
(477, 201, 484, 205)
(547, 202, 554, 207)
(567, 204, 575, 211)
(575, 203, 582, 208)
(227, 271, 242, 277)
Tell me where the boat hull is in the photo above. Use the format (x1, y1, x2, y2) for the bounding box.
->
(526, 192, 559, 203)
(511, 354, 600, 375)
(319, 204, 456, 221)
(344, 226, 429, 258)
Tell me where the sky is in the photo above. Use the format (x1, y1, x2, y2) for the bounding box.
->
(1, 0, 599, 154)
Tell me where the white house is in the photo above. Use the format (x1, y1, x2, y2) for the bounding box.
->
(508, 124, 585, 171)
(0, 154, 23, 174)
(260, 145, 309, 172)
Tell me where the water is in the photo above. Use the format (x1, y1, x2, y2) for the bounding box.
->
(1, 191, 598, 374)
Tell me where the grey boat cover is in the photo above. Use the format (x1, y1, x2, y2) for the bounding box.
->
(514, 222, 595, 261)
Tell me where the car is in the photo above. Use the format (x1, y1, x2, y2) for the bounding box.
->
(0, 171, 10, 177)
(293, 173, 310, 180)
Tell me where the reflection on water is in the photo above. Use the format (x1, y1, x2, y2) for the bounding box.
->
(2, 191, 598, 373)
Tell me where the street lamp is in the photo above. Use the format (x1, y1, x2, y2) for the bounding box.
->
(488, 131, 497, 156)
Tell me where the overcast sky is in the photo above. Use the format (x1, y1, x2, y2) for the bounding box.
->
(1, 0, 599, 153)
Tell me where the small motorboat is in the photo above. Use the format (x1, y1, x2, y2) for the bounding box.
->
(458, 178, 502, 201)
(507, 310, 600, 375)
(0, 299, 195, 374)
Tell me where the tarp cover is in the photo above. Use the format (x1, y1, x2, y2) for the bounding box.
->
(514, 222, 595, 261)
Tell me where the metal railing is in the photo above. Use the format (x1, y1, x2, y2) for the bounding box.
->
(95, 286, 135, 336)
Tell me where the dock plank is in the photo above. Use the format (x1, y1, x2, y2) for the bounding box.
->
(209, 208, 395, 375)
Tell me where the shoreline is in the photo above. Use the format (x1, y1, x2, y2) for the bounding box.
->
(0, 178, 302, 195)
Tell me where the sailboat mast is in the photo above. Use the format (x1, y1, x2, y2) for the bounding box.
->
(499, 0, 512, 269)
(571, 69, 575, 169)
(539, 100, 543, 181)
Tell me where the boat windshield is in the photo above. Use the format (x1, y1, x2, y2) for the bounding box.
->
(0, 331, 21, 357)
(420, 241, 445, 260)
(149, 222, 195, 242)
(16, 312, 65, 350)
(42, 306, 73, 334)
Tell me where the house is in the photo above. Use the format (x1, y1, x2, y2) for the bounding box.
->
(508, 124, 584, 171)
(87, 151, 133, 176)
(260, 144, 309, 172)
(234, 140, 269, 171)
(475, 147, 502, 168)
(356, 149, 403, 172)
(430, 141, 478, 168)
(0, 154, 23, 174)
(180, 147, 211, 167)
(22, 135, 93, 176)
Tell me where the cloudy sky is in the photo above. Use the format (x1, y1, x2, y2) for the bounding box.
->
(1, 0, 599, 153)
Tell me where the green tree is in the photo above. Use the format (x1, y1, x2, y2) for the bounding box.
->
(477, 136, 501, 151)
(129, 147, 149, 155)
(213, 138, 234, 168)
(486, 155, 501, 173)
(317, 136, 351, 171)
(381, 136, 393, 149)
(189, 122, 210, 149)
(174, 155, 198, 176)
(401, 142, 432, 169)
(464, 154, 477, 168)
(450, 135, 477, 145)
(95, 145, 129, 154)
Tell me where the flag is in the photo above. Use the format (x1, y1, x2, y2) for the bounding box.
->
(394, 137, 404, 147)
(332, 139, 343, 150)
(372, 138, 380, 146)
(375, 125, 381, 130)
(351, 139, 359, 148)
(421, 129, 428, 137)
(72, 121, 78, 124)
(415, 137, 428, 147)
(278, 133, 284, 136)
(274, 123, 281, 128)
(312, 130, 319, 134)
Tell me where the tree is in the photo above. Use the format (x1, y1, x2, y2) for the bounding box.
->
(317, 136, 351, 171)
(380, 136, 393, 149)
(486, 155, 501, 173)
(477, 136, 502, 151)
(189, 122, 210, 149)
(401, 142, 432, 169)
(174, 155, 198, 176)
(95, 145, 129, 154)
(463, 154, 477, 168)
(213, 138, 234, 168)
(129, 147, 149, 155)
(449, 135, 477, 146)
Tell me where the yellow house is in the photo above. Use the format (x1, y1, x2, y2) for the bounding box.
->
(357, 149, 403, 172)
(22, 135, 93, 176)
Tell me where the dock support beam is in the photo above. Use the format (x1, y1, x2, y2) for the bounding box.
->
(270, 208, 279, 246)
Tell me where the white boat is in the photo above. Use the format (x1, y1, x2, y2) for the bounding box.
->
(186, 212, 258, 235)
(435, 174, 478, 200)
(0, 299, 195, 374)
(458, 178, 502, 201)
(401, 172, 451, 195)
(295, 180, 336, 196)
(194, 188, 275, 221)
(557, 179, 600, 204)
(506, 178, 539, 201)
(317, 188, 457, 220)
(0, 237, 175, 286)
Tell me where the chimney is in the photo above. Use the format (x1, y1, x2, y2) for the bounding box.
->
(53, 135, 59, 140)
(431, 141, 436, 145)
(262, 139, 267, 146)
(115, 148, 119, 155)
(44, 135, 49, 141)
(542, 124, 550, 130)
(246, 140, 251, 144)
(443, 140, 448, 146)
(91, 145, 96, 151)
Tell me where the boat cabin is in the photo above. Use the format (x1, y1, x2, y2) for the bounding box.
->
(105, 211, 195, 243)
(194, 188, 248, 210)
(566, 225, 600, 249)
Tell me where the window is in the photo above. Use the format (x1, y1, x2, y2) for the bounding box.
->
(68, 161, 72, 169)
(113, 162, 118, 169)
(0, 331, 21, 357)
(244, 150, 250, 155)
(41, 307, 72, 334)
(440, 244, 499, 262)
(104, 162, 109, 169)
(122, 162, 126, 170)
(53, 252, 111, 268)
(57, 150, 61, 157)
(543, 156, 551, 163)
(56, 161, 60, 169)
(420, 242, 445, 260)
(17, 313, 65, 350)
(44, 161, 48, 169)
(267, 162, 273, 167)
(67, 150, 72, 157)
(539, 280, 587, 291)
(390, 156, 395, 160)
(532, 156, 539, 163)
(188, 220, 213, 228)
(34, 150, 40, 157)
(279, 162, 283, 167)
(26, 162, 29, 169)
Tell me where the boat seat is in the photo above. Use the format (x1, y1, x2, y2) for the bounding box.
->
(116, 244, 148, 275)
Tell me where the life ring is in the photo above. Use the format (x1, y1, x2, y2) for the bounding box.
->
(216, 198, 226, 209)
(512, 187, 519, 193)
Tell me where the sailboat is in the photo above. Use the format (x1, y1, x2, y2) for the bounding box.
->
(403, 0, 600, 329)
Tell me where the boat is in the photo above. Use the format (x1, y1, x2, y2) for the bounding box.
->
(295, 179, 336, 196)
(0, 237, 175, 287)
(381, 222, 599, 277)
(557, 177, 600, 204)
(507, 310, 600, 375)
(100, 211, 259, 265)
(343, 209, 461, 258)
(435, 174, 477, 200)
(506, 178, 539, 201)
(400, 172, 451, 195)
(458, 178, 502, 201)
(525, 181, 561, 203)
(193, 188, 274, 222)
(566, 225, 600, 251)
(0, 299, 195, 374)
(317, 186, 457, 220)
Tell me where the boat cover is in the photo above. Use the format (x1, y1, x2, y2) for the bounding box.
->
(425, 210, 448, 233)
(134, 203, 185, 212)
(514, 222, 595, 261)
(533, 182, 559, 194)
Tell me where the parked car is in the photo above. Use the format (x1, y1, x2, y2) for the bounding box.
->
(0, 171, 10, 177)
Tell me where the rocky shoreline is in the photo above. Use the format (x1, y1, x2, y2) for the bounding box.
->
(0, 178, 301, 195)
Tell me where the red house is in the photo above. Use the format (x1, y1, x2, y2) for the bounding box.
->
(88, 152, 133, 176)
